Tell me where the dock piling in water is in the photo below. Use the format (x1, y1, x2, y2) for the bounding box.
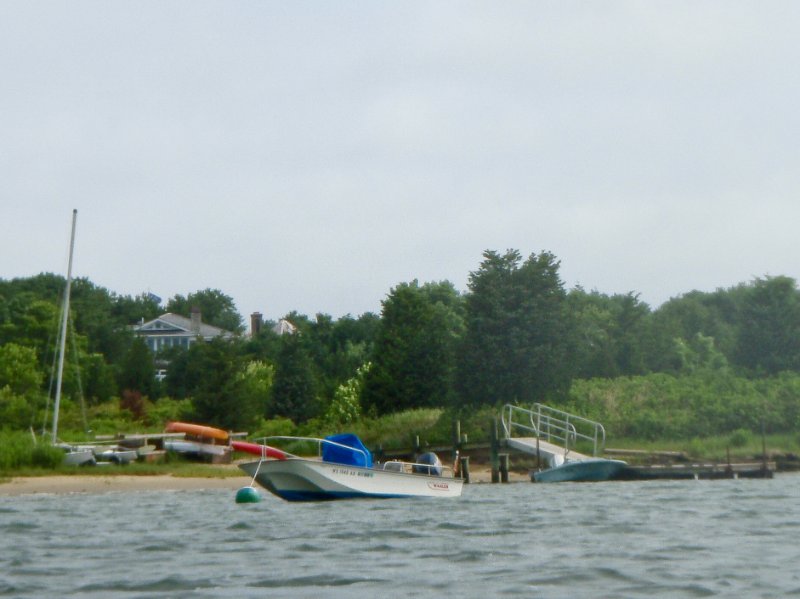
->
(499, 453, 509, 483)
(459, 456, 471, 484)
(491, 418, 500, 483)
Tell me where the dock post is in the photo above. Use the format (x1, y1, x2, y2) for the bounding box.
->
(459, 456, 471, 484)
(491, 417, 500, 483)
(452, 419, 461, 467)
(499, 453, 509, 483)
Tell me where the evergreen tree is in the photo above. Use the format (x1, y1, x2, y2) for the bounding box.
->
(735, 276, 800, 374)
(269, 334, 320, 423)
(118, 337, 157, 398)
(457, 249, 572, 407)
(362, 281, 463, 414)
(188, 338, 259, 430)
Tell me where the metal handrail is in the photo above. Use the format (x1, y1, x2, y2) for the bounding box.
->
(255, 435, 370, 461)
(502, 403, 606, 457)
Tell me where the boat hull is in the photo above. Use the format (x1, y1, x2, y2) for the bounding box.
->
(239, 458, 463, 501)
(93, 448, 139, 464)
(164, 440, 231, 463)
(532, 458, 627, 483)
(61, 447, 96, 466)
(165, 422, 229, 441)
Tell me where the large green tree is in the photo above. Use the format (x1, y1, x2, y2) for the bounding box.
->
(303, 313, 379, 402)
(118, 337, 158, 398)
(0, 297, 58, 366)
(647, 289, 737, 374)
(457, 249, 572, 407)
(167, 288, 244, 333)
(567, 288, 619, 379)
(362, 281, 464, 414)
(0, 343, 45, 430)
(734, 276, 800, 375)
(269, 333, 320, 423)
(185, 338, 261, 431)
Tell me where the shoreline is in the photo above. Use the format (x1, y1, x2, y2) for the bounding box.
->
(0, 467, 525, 496)
(0, 474, 251, 496)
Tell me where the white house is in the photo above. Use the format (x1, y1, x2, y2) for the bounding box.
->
(133, 307, 235, 355)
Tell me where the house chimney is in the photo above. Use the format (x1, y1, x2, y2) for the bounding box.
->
(190, 306, 201, 334)
(250, 312, 263, 337)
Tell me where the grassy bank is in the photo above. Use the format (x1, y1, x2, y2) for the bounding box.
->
(5, 369, 800, 475)
(608, 432, 799, 462)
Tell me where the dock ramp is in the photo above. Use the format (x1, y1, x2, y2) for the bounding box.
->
(501, 404, 607, 468)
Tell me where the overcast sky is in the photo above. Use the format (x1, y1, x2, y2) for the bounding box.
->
(2, 2, 799, 321)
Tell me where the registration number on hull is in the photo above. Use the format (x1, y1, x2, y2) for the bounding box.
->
(330, 467, 374, 478)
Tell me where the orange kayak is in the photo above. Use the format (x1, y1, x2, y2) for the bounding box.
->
(165, 421, 229, 442)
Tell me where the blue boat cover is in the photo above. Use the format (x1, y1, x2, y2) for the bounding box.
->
(322, 433, 373, 468)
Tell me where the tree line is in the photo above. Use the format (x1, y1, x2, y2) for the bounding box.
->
(1, 249, 799, 435)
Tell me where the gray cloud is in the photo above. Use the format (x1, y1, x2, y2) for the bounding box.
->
(2, 2, 799, 319)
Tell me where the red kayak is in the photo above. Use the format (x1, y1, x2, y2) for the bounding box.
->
(231, 440, 287, 460)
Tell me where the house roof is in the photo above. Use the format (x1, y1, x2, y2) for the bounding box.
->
(273, 319, 297, 335)
(133, 312, 234, 338)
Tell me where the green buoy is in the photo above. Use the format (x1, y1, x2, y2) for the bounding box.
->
(236, 486, 261, 503)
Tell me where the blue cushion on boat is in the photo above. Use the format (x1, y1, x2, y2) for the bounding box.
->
(322, 433, 373, 468)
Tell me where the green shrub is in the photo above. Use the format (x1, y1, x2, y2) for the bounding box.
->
(683, 438, 705, 458)
(0, 431, 33, 470)
(0, 430, 62, 471)
(728, 428, 752, 448)
(567, 371, 800, 441)
(348, 408, 444, 450)
(30, 444, 64, 468)
(145, 397, 194, 427)
(251, 417, 297, 439)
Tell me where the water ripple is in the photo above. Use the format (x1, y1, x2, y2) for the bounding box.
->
(77, 574, 209, 593)
(251, 574, 387, 588)
(2, 475, 800, 597)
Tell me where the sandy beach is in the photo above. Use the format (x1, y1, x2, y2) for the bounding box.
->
(0, 474, 251, 496)
(0, 466, 525, 496)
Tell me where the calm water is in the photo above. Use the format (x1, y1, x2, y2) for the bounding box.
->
(2, 475, 800, 598)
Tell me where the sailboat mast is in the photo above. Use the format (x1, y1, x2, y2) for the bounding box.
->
(52, 209, 77, 444)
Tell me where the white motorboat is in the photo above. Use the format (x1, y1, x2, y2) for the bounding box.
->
(237, 434, 463, 501)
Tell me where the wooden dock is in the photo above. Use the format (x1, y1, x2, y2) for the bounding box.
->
(614, 461, 774, 480)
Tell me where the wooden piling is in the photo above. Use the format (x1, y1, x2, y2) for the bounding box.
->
(491, 418, 500, 483)
(452, 419, 461, 468)
(499, 453, 509, 483)
(459, 456, 471, 484)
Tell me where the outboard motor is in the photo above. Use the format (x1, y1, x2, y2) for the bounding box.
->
(412, 452, 443, 476)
